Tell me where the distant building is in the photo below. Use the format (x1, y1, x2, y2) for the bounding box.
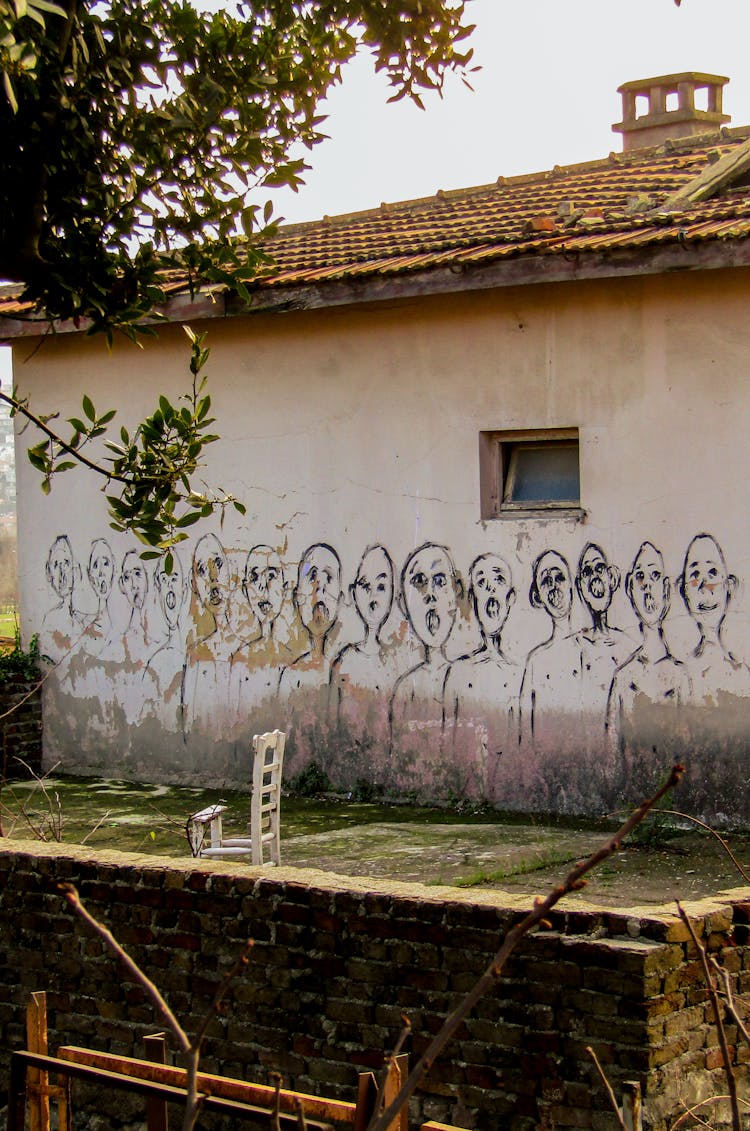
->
(0, 394, 16, 516)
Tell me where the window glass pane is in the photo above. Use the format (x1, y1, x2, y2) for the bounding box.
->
(507, 444, 579, 503)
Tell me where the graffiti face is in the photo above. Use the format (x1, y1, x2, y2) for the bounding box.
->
(627, 541, 669, 628)
(680, 534, 734, 632)
(353, 545, 394, 631)
(469, 553, 514, 638)
(119, 551, 148, 611)
(244, 545, 285, 629)
(46, 536, 75, 600)
(155, 555, 185, 630)
(87, 539, 114, 599)
(532, 551, 572, 622)
(402, 543, 458, 649)
(192, 534, 228, 613)
(295, 544, 342, 639)
(577, 543, 619, 616)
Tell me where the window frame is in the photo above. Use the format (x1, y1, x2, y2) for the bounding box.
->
(479, 427, 584, 520)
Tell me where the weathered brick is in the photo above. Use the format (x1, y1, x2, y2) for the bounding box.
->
(2, 842, 749, 1131)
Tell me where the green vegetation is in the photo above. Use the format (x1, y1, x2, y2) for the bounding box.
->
(448, 847, 586, 889)
(1, 0, 474, 333)
(1, 0, 474, 555)
(0, 630, 39, 681)
(0, 604, 18, 640)
(2, 773, 746, 903)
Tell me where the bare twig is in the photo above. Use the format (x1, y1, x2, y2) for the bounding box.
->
(649, 809, 750, 884)
(60, 883, 191, 1053)
(586, 1045, 627, 1131)
(1, 759, 64, 841)
(372, 1016, 412, 1123)
(670, 1094, 750, 1130)
(709, 957, 750, 1051)
(677, 903, 741, 1131)
(60, 883, 252, 1131)
(80, 810, 113, 845)
(366, 764, 685, 1131)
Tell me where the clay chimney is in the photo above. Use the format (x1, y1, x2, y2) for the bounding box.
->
(612, 72, 730, 152)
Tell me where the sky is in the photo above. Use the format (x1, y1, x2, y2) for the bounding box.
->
(264, 0, 750, 225)
(3, 0, 750, 384)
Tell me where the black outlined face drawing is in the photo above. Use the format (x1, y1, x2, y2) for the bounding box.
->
(119, 550, 148, 611)
(46, 536, 75, 600)
(352, 545, 394, 632)
(401, 542, 458, 650)
(679, 534, 735, 635)
(577, 543, 619, 618)
(469, 552, 514, 638)
(626, 541, 669, 629)
(192, 533, 229, 613)
(295, 543, 342, 639)
(530, 550, 572, 623)
(243, 545, 285, 630)
(155, 555, 185, 630)
(87, 539, 114, 599)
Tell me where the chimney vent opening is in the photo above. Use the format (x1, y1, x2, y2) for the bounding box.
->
(612, 72, 730, 152)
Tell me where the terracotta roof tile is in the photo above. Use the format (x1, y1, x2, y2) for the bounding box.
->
(3, 126, 750, 328)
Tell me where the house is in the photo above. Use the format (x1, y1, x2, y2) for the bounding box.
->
(3, 72, 750, 821)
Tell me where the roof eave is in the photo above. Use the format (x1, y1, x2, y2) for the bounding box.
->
(225, 234, 750, 316)
(3, 235, 750, 340)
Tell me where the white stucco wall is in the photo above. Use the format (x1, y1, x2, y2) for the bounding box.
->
(12, 266, 750, 819)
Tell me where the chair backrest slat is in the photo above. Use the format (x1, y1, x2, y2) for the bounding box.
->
(250, 730, 286, 866)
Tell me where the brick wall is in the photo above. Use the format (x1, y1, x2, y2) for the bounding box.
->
(0, 676, 42, 779)
(0, 841, 748, 1130)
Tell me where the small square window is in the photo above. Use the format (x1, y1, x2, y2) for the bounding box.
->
(479, 428, 582, 519)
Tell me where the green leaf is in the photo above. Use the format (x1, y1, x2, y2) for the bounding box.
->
(175, 510, 201, 528)
(82, 395, 96, 422)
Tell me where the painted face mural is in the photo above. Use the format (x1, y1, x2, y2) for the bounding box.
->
(577, 543, 619, 617)
(295, 544, 342, 638)
(352, 545, 394, 631)
(243, 545, 285, 629)
(192, 534, 229, 613)
(155, 555, 185, 630)
(87, 539, 114, 599)
(46, 536, 75, 600)
(119, 551, 148, 611)
(469, 553, 514, 638)
(531, 550, 572, 622)
(627, 541, 669, 628)
(680, 534, 733, 633)
(402, 543, 458, 649)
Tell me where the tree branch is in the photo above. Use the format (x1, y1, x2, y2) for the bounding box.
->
(367, 763, 686, 1131)
(0, 391, 130, 485)
(677, 903, 741, 1131)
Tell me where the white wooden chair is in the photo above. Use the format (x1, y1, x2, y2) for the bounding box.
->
(189, 729, 286, 865)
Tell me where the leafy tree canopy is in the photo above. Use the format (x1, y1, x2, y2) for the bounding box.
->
(0, 0, 474, 335)
(0, 0, 473, 559)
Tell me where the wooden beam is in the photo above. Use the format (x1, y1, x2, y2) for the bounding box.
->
(15, 1052, 333, 1131)
(143, 1034, 168, 1131)
(26, 991, 50, 1131)
(58, 1045, 356, 1124)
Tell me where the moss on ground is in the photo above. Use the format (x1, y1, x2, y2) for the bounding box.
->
(1, 774, 749, 906)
